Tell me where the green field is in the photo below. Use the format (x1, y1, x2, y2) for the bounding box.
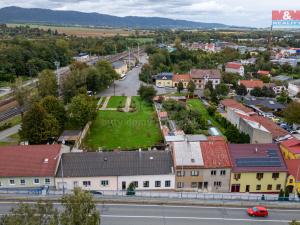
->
(107, 96, 126, 108)
(84, 97, 162, 150)
(187, 99, 225, 133)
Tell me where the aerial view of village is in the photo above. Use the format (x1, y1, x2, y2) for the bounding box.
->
(0, 1, 300, 225)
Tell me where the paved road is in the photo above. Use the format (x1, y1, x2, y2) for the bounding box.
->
(98, 54, 176, 97)
(0, 124, 20, 141)
(0, 202, 299, 225)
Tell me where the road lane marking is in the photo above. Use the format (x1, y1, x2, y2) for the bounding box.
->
(101, 214, 291, 223)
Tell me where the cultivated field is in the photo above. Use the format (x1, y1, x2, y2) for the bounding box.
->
(7, 23, 154, 37)
(84, 97, 162, 151)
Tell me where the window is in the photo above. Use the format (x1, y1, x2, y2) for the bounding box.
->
(191, 182, 197, 188)
(101, 180, 109, 186)
(267, 184, 272, 190)
(155, 181, 161, 188)
(20, 179, 26, 185)
(256, 185, 261, 191)
(34, 178, 40, 184)
(177, 171, 185, 177)
(165, 180, 171, 187)
(234, 173, 241, 180)
(133, 181, 138, 188)
(214, 181, 222, 187)
(220, 170, 226, 176)
(204, 182, 208, 189)
(191, 170, 199, 176)
(9, 180, 15, 185)
(83, 181, 91, 187)
(0, 181, 2, 186)
(211, 170, 216, 175)
(45, 178, 50, 185)
(289, 179, 293, 183)
(177, 182, 184, 188)
(143, 181, 149, 188)
(256, 173, 264, 180)
(272, 173, 279, 179)
(276, 184, 281, 191)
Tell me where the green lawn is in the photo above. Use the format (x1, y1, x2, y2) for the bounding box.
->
(187, 99, 225, 133)
(107, 96, 127, 108)
(84, 97, 162, 151)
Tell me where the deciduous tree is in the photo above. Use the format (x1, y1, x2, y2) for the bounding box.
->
(38, 69, 58, 98)
(284, 102, 300, 125)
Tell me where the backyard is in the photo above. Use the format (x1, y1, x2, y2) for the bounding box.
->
(187, 99, 225, 133)
(83, 97, 162, 150)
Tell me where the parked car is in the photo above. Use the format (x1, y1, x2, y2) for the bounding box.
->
(89, 190, 103, 196)
(247, 206, 268, 217)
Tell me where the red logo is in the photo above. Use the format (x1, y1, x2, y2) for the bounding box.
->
(272, 10, 300, 20)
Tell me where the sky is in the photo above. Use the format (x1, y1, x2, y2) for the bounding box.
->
(1, 0, 300, 27)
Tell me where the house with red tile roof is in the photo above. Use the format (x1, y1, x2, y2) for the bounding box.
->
(0, 145, 63, 188)
(257, 70, 271, 77)
(200, 138, 232, 192)
(190, 69, 221, 89)
(225, 62, 244, 76)
(285, 159, 300, 194)
(229, 143, 288, 193)
(239, 80, 264, 92)
(280, 138, 300, 159)
(172, 74, 191, 89)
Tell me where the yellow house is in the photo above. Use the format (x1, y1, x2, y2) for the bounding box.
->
(172, 74, 191, 89)
(155, 73, 173, 88)
(285, 159, 300, 194)
(229, 143, 288, 193)
(280, 138, 300, 160)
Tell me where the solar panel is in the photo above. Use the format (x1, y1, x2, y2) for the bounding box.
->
(236, 157, 282, 167)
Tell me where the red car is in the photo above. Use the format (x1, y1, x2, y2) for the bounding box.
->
(247, 206, 269, 217)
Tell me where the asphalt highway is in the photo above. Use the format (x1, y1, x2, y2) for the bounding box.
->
(0, 202, 299, 225)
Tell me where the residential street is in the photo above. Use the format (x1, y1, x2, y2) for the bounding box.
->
(98, 54, 176, 97)
(0, 202, 299, 225)
(0, 124, 20, 141)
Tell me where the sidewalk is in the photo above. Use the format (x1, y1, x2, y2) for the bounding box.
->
(0, 194, 299, 209)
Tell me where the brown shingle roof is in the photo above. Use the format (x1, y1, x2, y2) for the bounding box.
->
(190, 69, 221, 79)
(0, 145, 61, 177)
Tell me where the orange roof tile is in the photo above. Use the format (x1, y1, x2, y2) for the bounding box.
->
(239, 80, 264, 89)
(281, 138, 300, 154)
(285, 159, 300, 181)
(220, 99, 254, 114)
(172, 74, 191, 82)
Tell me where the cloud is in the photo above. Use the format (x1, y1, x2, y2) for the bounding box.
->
(1, 0, 300, 27)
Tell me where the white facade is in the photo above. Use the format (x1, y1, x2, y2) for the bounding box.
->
(55, 174, 175, 191)
(225, 66, 244, 76)
(288, 83, 300, 97)
(55, 176, 118, 191)
(118, 174, 175, 191)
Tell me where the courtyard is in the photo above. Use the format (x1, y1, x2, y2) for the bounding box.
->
(84, 96, 163, 151)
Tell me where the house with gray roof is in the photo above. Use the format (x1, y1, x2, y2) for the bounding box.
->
(55, 151, 175, 191)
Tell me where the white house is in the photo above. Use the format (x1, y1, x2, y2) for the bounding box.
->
(288, 79, 300, 97)
(55, 151, 175, 192)
(225, 62, 244, 76)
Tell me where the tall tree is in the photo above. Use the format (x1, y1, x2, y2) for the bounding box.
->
(20, 103, 59, 144)
(0, 202, 59, 225)
(40, 96, 66, 131)
(284, 102, 300, 125)
(187, 80, 196, 97)
(137, 85, 157, 103)
(236, 84, 247, 96)
(67, 94, 97, 128)
(38, 69, 58, 98)
(60, 188, 100, 225)
(177, 81, 184, 93)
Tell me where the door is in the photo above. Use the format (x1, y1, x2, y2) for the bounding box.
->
(122, 181, 126, 190)
(231, 184, 240, 192)
(198, 182, 203, 190)
(246, 185, 250, 192)
(204, 182, 208, 189)
(73, 181, 79, 188)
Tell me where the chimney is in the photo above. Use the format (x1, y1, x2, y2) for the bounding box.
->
(43, 158, 49, 164)
(255, 147, 258, 153)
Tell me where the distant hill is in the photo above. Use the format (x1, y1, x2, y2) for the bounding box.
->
(0, 6, 234, 29)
